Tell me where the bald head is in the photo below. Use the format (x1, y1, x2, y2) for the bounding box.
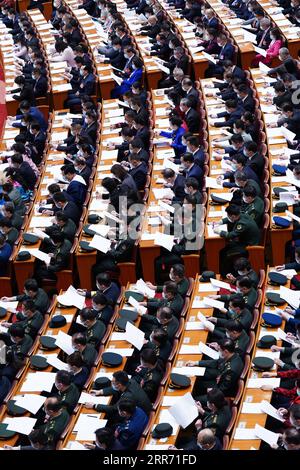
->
(279, 47, 290, 61)
(197, 429, 217, 448)
(260, 18, 270, 29)
(148, 15, 157, 25)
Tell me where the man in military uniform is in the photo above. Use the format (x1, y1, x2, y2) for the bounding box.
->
(85, 370, 152, 421)
(45, 211, 77, 242)
(143, 328, 172, 364)
(146, 264, 190, 297)
(208, 321, 249, 357)
(211, 276, 258, 311)
(130, 348, 163, 402)
(1, 278, 50, 314)
(140, 281, 184, 318)
(9, 300, 43, 339)
(79, 308, 106, 349)
(0, 325, 33, 381)
(91, 293, 114, 326)
(50, 370, 80, 414)
(186, 338, 244, 404)
(34, 230, 72, 284)
(195, 388, 232, 439)
(214, 204, 261, 276)
(208, 297, 253, 332)
(226, 257, 259, 288)
(241, 186, 264, 226)
(72, 332, 97, 369)
(139, 306, 179, 342)
(34, 397, 69, 449)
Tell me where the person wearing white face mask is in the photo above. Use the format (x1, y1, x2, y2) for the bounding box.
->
(146, 264, 189, 297)
(208, 296, 253, 332)
(226, 257, 259, 288)
(240, 185, 264, 225)
(186, 338, 244, 404)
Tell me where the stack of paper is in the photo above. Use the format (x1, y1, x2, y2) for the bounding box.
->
(55, 331, 75, 355)
(20, 372, 56, 392)
(168, 393, 198, 429)
(57, 285, 85, 310)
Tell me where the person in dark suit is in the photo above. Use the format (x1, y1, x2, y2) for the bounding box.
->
(80, 110, 98, 143)
(0, 234, 12, 276)
(280, 102, 300, 140)
(133, 115, 150, 149)
(32, 67, 47, 98)
(169, 47, 189, 74)
(129, 96, 149, 124)
(205, 33, 235, 77)
(34, 231, 72, 284)
(212, 99, 243, 128)
(268, 48, 300, 78)
(139, 15, 161, 39)
(11, 76, 35, 105)
(13, 101, 47, 131)
(61, 164, 87, 207)
(125, 137, 149, 164)
(10, 153, 37, 190)
(198, 28, 221, 56)
(256, 18, 272, 49)
(24, 28, 39, 48)
(150, 33, 171, 62)
(52, 192, 81, 225)
(272, 81, 292, 109)
(171, 428, 223, 451)
(181, 153, 203, 183)
(243, 141, 265, 179)
(180, 98, 201, 133)
(62, 21, 82, 48)
(236, 84, 255, 113)
(66, 65, 95, 109)
(74, 157, 92, 184)
(202, 8, 219, 29)
(161, 168, 186, 202)
(223, 61, 246, 81)
(29, 122, 46, 165)
(186, 135, 206, 167)
(100, 38, 126, 69)
(127, 153, 148, 190)
(181, 78, 199, 109)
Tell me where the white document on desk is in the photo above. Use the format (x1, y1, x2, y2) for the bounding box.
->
(20, 372, 56, 392)
(210, 278, 232, 291)
(105, 348, 133, 356)
(201, 297, 225, 310)
(171, 366, 205, 377)
(202, 51, 217, 64)
(234, 428, 258, 440)
(26, 248, 50, 264)
(57, 285, 85, 309)
(30, 216, 53, 228)
(168, 392, 198, 429)
(0, 300, 18, 312)
(279, 285, 300, 309)
(186, 321, 206, 330)
(75, 415, 107, 441)
(247, 378, 280, 389)
(78, 393, 110, 405)
(280, 126, 296, 142)
(254, 424, 280, 446)
(55, 331, 75, 355)
(260, 401, 285, 422)
(46, 354, 69, 371)
(243, 29, 257, 43)
(89, 234, 111, 253)
(5, 417, 37, 436)
(253, 45, 267, 57)
(136, 279, 155, 298)
(125, 321, 145, 350)
(13, 394, 46, 415)
(154, 232, 174, 251)
(241, 402, 265, 414)
(88, 224, 110, 237)
(205, 176, 223, 189)
(127, 296, 147, 315)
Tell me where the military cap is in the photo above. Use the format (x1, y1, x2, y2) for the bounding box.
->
(262, 312, 283, 327)
(88, 214, 101, 224)
(257, 335, 277, 349)
(273, 216, 291, 229)
(30, 354, 48, 370)
(7, 399, 26, 417)
(252, 356, 274, 371)
(210, 194, 228, 204)
(39, 335, 58, 350)
(16, 251, 31, 261)
(0, 423, 16, 439)
(101, 351, 123, 367)
(79, 241, 96, 252)
(124, 290, 144, 302)
(23, 233, 40, 244)
(152, 423, 173, 439)
(268, 272, 287, 286)
(272, 164, 287, 176)
(93, 377, 111, 390)
(200, 271, 216, 282)
(265, 293, 285, 306)
(119, 309, 138, 322)
(273, 187, 288, 199)
(49, 315, 67, 328)
(83, 225, 97, 237)
(0, 307, 7, 318)
(273, 202, 288, 213)
(169, 373, 191, 389)
(115, 317, 133, 332)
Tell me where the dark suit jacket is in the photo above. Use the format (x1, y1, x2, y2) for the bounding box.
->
(33, 75, 48, 97)
(185, 108, 200, 133)
(129, 161, 148, 190)
(67, 180, 87, 206)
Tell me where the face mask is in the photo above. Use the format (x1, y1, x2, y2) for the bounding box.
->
(243, 149, 248, 157)
(237, 270, 245, 275)
(297, 389, 300, 396)
(169, 273, 176, 282)
(231, 163, 238, 170)
(242, 196, 248, 204)
(132, 64, 136, 70)
(80, 70, 84, 76)
(113, 46, 119, 51)
(228, 308, 235, 315)
(124, 53, 129, 59)
(111, 383, 119, 391)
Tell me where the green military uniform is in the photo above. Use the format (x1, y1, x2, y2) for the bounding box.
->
(16, 311, 44, 339)
(219, 288, 257, 311)
(196, 353, 244, 401)
(157, 277, 189, 297)
(6, 227, 19, 246)
(81, 343, 97, 369)
(11, 212, 24, 230)
(46, 220, 77, 242)
(16, 288, 50, 315)
(47, 239, 72, 273)
(214, 307, 252, 331)
(55, 382, 80, 414)
(232, 330, 250, 356)
(37, 408, 69, 448)
(140, 314, 179, 341)
(86, 320, 106, 347)
(132, 365, 163, 402)
(6, 334, 33, 370)
(147, 293, 184, 318)
(202, 404, 232, 438)
(219, 213, 261, 277)
(241, 196, 264, 226)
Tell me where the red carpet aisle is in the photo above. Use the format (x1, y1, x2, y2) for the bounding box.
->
(0, 65, 7, 133)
